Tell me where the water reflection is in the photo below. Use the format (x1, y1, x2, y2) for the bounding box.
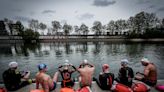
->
(12, 43, 41, 56)
(92, 42, 102, 55)
(0, 44, 12, 55)
(0, 42, 164, 81)
(75, 42, 88, 54)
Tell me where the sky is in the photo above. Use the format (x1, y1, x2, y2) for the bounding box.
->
(0, 0, 164, 28)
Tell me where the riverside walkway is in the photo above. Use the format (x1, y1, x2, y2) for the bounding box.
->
(2, 80, 163, 92)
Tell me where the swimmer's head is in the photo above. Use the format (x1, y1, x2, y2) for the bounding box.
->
(141, 57, 150, 66)
(102, 64, 109, 72)
(9, 61, 18, 69)
(38, 63, 47, 71)
(121, 59, 129, 67)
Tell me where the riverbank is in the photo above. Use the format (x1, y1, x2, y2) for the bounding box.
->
(1, 80, 163, 92)
(1, 35, 164, 43)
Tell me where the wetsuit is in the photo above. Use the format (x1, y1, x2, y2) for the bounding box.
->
(116, 67, 134, 87)
(2, 69, 30, 91)
(59, 65, 76, 88)
(95, 73, 114, 90)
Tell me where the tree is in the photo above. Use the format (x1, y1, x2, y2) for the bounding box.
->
(29, 19, 39, 32)
(15, 21, 24, 35)
(74, 25, 80, 35)
(162, 18, 164, 28)
(39, 22, 47, 35)
(63, 23, 72, 35)
(107, 20, 115, 35)
(132, 11, 158, 34)
(4, 18, 14, 35)
(52, 20, 61, 35)
(80, 23, 89, 35)
(92, 21, 102, 35)
(22, 28, 40, 43)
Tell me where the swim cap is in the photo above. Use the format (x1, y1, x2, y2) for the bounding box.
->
(38, 64, 47, 70)
(121, 59, 129, 65)
(64, 60, 69, 66)
(141, 57, 150, 63)
(9, 61, 18, 68)
(83, 59, 88, 64)
(102, 64, 109, 70)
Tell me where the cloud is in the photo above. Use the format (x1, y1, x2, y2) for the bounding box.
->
(11, 9, 22, 12)
(42, 10, 56, 14)
(75, 10, 78, 13)
(30, 11, 36, 15)
(13, 16, 31, 22)
(77, 13, 94, 20)
(93, 0, 116, 7)
(60, 20, 67, 25)
(148, 5, 155, 8)
(137, 0, 150, 4)
(157, 7, 164, 12)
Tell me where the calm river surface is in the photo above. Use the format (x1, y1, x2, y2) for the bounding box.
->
(0, 42, 164, 81)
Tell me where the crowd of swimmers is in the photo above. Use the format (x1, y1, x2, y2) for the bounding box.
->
(1, 57, 157, 92)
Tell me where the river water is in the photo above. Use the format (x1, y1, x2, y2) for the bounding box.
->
(0, 42, 164, 82)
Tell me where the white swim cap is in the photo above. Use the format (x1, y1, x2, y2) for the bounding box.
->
(64, 60, 69, 66)
(83, 59, 88, 64)
(141, 57, 150, 63)
(121, 59, 129, 65)
(9, 61, 18, 68)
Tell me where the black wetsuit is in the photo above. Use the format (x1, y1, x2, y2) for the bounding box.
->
(2, 69, 30, 91)
(116, 67, 134, 87)
(95, 73, 114, 90)
(60, 70, 74, 88)
(59, 65, 76, 88)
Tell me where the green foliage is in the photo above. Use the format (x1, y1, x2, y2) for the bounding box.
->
(21, 29, 40, 43)
(80, 23, 89, 35)
(126, 32, 141, 38)
(52, 20, 61, 34)
(127, 28, 164, 38)
(92, 21, 102, 35)
(142, 28, 164, 38)
(63, 23, 72, 35)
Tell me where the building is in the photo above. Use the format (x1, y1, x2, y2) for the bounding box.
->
(0, 21, 9, 35)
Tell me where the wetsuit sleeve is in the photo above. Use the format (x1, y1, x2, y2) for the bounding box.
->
(79, 64, 83, 68)
(111, 73, 115, 83)
(70, 65, 77, 73)
(17, 71, 23, 78)
(88, 63, 94, 67)
(97, 74, 103, 89)
(128, 68, 134, 78)
(58, 65, 63, 72)
(118, 68, 123, 77)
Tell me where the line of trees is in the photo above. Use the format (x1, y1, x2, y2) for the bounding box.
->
(2, 11, 164, 38)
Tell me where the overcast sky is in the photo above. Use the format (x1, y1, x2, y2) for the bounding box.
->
(0, 0, 164, 27)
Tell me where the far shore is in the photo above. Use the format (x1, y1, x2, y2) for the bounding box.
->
(0, 35, 164, 43)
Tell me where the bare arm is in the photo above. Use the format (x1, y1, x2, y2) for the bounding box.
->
(144, 68, 150, 77)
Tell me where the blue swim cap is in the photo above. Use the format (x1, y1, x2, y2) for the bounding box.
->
(38, 64, 47, 70)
